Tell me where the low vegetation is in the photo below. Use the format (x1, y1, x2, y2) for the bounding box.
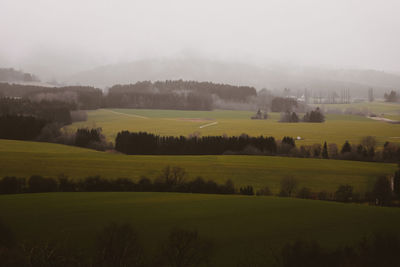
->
(2, 192, 400, 266)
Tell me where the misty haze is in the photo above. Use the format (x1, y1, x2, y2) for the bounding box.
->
(1, 1, 400, 266)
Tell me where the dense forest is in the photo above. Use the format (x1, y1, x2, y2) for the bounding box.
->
(0, 68, 39, 83)
(0, 80, 259, 111)
(115, 131, 278, 155)
(0, 98, 74, 140)
(109, 80, 257, 102)
(0, 98, 73, 124)
(0, 83, 103, 109)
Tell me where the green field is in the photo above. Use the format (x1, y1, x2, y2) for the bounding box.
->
(0, 139, 396, 193)
(68, 105, 400, 146)
(1, 192, 400, 266)
(2, 103, 400, 265)
(314, 101, 400, 115)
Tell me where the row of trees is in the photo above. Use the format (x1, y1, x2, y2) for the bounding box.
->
(115, 131, 278, 155)
(0, 167, 236, 195)
(0, 68, 39, 82)
(106, 91, 213, 110)
(292, 139, 400, 163)
(109, 80, 257, 103)
(279, 107, 325, 123)
(114, 131, 400, 163)
(0, 83, 103, 110)
(2, 166, 399, 207)
(0, 80, 258, 111)
(256, 168, 400, 207)
(384, 90, 399, 102)
(0, 98, 73, 125)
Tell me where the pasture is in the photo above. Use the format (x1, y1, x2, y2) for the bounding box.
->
(0, 139, 396, 193)
(68, 104, 400, 146)
(1, 192, 400, 266)
(315, 101, 400, 115)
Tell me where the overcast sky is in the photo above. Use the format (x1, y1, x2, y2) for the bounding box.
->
(1, 0, 399, 78)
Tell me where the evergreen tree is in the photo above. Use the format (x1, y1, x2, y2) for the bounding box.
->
(341, 141, 352, 154)
(394, 169, 400, 198)
(291, 112, 299, 122)
(322, 142, 329, 159)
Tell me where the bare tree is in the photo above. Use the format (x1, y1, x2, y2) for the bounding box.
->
(157, 228, 213, 267)
(279, 176, 298, 197)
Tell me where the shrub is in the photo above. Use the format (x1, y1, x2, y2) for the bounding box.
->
(335, 185, 353, 202)
(297, 187, 312, 199)
(156, 228, 213, 267)
(256, 186, 272, 196)
(28, 175, 57, 193)
(94, 222, 145, 267)
(0, 176, 25, 194)
(240, 186, 254, 195)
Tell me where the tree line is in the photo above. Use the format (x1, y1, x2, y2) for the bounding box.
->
(0, 98, 75, 141)
(259, 168, 400, 207)
(109, 80, 257, 102)
(0, 83, 102, 110)
(0, 97, 73, 125)
(1, 166, 399, 207)
(106, 90, 213, 110)
(114, 131, 400, 163)
(0, 68, 39, 83)
(0, 80, 259, 111)
(384, 90, 399, 102)
(115, 131, 278, 155)
(279, 107, 325, 123)
(0, 166, 235, 195)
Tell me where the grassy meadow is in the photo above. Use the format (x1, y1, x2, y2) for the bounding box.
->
(1, 192, 400, 266)
(314, 101, 400, 115)
(0, 139, 396, 193)
(1, 102, 400, 265)
(68, 103, 400, 146)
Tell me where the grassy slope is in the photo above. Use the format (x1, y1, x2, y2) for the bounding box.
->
(0, 139, 396, 193)
(68, 107, 400, 146)
(1, 192, 400, 266)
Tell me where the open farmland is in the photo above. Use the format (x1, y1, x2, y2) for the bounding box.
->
(68, 105, 400, 146)
(314, 101, 400, 115)
(0, 139, 396, 194)
(2, 192, 400, 266)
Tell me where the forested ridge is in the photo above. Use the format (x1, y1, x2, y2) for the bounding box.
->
(0, 80, 258, 111)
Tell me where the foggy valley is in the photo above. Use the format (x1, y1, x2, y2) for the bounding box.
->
(1, 1, 400, 266)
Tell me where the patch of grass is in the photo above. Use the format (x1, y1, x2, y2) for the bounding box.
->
(313, 101, 400, 114)
(0, 139, 396, 193)
(68, 107, 400, 146)
(1, 192, 400, 266)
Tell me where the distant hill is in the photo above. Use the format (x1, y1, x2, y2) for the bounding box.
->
(67, 58, 400, 98)
(0, 68, 39, 83)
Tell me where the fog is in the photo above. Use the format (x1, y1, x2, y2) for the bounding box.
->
(1, 0, 400, 81)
